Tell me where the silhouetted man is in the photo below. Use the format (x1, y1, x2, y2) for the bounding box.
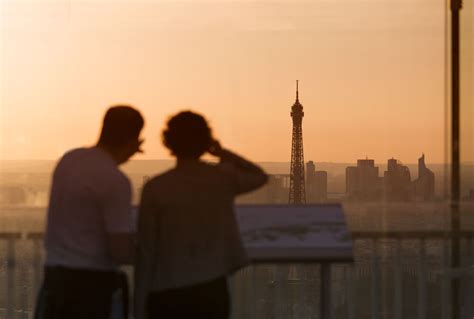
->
(35, 106, 144, 319)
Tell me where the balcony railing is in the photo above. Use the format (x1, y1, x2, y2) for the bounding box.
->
(1, 229, 474, 319)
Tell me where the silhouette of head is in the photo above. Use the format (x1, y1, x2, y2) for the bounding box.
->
(98, 105, 144, 164)
(163, 111, 212, 159)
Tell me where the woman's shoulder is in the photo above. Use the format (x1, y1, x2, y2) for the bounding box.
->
(142, 169, 177, 190)
(194, 162, 239, 183)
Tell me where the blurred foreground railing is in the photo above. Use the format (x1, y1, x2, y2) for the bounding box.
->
(1, 231, 474, 319)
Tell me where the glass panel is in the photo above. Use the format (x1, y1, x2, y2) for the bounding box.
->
(0, 0, 459, 318)
(461, 0, 474, 201)
(460, 0, 474, 317)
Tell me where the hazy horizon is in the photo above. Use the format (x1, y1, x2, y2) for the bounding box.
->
(0, 157, 467, 165)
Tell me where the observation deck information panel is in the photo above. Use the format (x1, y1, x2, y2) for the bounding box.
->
(235, 204, 353, 262)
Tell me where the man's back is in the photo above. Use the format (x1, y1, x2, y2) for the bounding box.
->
(35, 105, 144, 319)
(45, 147, 132, 270)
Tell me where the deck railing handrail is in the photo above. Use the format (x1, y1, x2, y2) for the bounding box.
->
(2, 230, 474, 240)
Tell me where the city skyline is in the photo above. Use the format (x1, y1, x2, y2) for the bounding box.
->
(1, 152, 472, 208)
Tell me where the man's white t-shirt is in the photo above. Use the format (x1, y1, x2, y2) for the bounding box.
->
(45, 147, 132, 270)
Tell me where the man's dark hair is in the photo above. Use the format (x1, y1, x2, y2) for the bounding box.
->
(98, 106, 144, 147)
(163, 111, 212, 158)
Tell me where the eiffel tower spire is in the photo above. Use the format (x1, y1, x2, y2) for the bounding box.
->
(296, 80, 299, 101)
(289, 80, 306, 204)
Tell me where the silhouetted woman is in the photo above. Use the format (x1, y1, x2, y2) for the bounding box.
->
(134, 111, 268, 319)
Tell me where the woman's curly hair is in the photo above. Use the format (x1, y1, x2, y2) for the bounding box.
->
(162, 111, 213, 158)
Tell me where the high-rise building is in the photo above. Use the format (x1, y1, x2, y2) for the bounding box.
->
(345, 158, 382, 201)
(237, 174, 290, 204)
(306, 161, 327, 202)
(306, 161, 316, 202)
(289, 81, 306, 204)
(413, 154, 435, 200)
(384, 158, 413, 201)
(268, 174, 291, 203)
(314, 171, 328, 201)
(345, 166, 358, 196)
(307, 161, 316, 177)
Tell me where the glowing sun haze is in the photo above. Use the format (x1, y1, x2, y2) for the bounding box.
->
(0, 0, 469, 164)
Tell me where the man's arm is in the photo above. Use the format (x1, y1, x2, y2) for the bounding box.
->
(136, 182, 157, 258)
(103, 176, 135, 265)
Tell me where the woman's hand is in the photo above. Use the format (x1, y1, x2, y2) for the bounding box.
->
(208, 140, 224, 157)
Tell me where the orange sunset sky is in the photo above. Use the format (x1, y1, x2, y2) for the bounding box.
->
(0, 0, 472, 163)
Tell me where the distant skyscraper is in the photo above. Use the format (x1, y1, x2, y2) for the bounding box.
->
(268, 174, 291, 204)
(345, 158, 382, 201)
(306, 161, 327, 202)
(289, 81, 306, 204)
(384, 158, 412, 201)
(314, 171, 328, 201)
(413, 154, 435, 200)
(237, 174, 290, 204)
(307, 161, 316, 202)
(307, 161, 316, 177)
(345, 166, 358, 196)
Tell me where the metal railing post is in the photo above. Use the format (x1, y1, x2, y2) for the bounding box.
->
(275, 265, 288, 319)
(450, 0, 463, 317)
(345, 266, 355, 319)
(7, 239, 16, 319)
(441, 238, 452, 319)
(371, 239, 381, 319)
(228, 275, 236, 319)
(417, 239, 427, 319)
(27, 233, 44, 300)
(1, 233, 21, 319)
(251, 264, 258, 319)
(464, 238, 474, 317)
(320, 262, 332, 319)
(393, 240, 403, 319)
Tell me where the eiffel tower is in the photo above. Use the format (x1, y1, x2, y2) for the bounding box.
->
(289, 80, 306, 204)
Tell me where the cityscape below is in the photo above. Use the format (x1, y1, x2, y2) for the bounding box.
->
(241, 82, 473, 205)
(238, 153, 446, 204)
